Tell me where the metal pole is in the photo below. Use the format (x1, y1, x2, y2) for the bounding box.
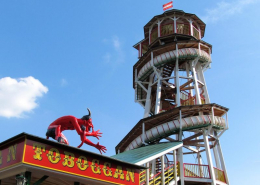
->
(174, 16, 177, 33)
(217, 140, 229, 184)
(196, 63, 210, 103)
(174, 150, 177, 185)
(25, 171, 31, 185)
(142, 123, 145, 145)
(175, 44, 180, 106)
(213, 131, 220, 169)
(185, 62, 193, 97)
(151, 160, 156, 177)
(144, 74, 153, 118)
(178, 147, 185, 185)
(161, 155, 165, 185)
(155, 77, 162, 114)
(146, 162, 150, 185)
(191, 59, 201, 104)
(203, 130, 216, 185)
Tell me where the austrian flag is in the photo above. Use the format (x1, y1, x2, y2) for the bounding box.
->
(163, 1, 173, 11)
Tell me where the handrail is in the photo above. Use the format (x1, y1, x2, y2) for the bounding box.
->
(183, 163, 210, 179)
(141, 163, 226, 185)
(140, 163, 178, 185)
(214, 167, 226, 183)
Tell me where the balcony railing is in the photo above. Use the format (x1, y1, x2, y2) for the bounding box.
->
(140, 163, 226, 184)
(183, 163, 210, 179)
(214, 167, 226, 183)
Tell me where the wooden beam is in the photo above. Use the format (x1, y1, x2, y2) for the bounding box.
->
(184, 137, 215, 145)
(33, 176, 49, 185)
(183, 145, 199, 153)
(187, 144, 214, 148)
(183, 132, 202, 142)
(165, 137, 177, 142)
(180, 79, 193, 90)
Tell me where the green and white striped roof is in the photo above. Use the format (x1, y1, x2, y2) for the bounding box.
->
(111, 142, 182, 165)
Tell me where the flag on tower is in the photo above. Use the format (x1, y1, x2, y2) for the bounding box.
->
(163, 1, 173, 11)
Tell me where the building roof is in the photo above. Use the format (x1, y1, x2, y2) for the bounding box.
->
(143, 9, 206, 38)
(111, 142, 182, 165)
(0, 132, 146, 169)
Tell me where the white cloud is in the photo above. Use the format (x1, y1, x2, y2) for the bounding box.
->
(61, 78, 68, 87)
(112, 36, 121, 51)
(103, 52, 111, 63)
(202, 0, 259, 23)
(102, 36, 125, 66)
(0, 76, 48, 118)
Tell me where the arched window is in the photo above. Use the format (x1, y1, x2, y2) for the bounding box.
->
(141, 40, 149, 56)
(150, 25, 158, 43)
(176, 18, 190, 35)
(160, 19, 174, 37)
(192, 23, 200, 39)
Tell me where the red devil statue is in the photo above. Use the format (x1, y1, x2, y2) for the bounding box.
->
(46, 108, 107, 154)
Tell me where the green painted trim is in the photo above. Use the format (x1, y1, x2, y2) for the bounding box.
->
(145, 123, 224, 144)
(137, 54, 210, 82)
(25, 171, 32, 185)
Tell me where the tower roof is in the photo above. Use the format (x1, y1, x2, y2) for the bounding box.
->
(143, 9, 206, 38)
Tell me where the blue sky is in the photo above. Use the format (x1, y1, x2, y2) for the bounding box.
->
(0, 0, 259, 184)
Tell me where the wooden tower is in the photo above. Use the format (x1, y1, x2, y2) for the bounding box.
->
(115, 9, 229, 185)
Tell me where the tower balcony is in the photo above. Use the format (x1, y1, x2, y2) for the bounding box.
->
(139, 163, 227, 185)
(133, 9, 207, 59)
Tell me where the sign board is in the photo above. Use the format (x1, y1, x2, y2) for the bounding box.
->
(0, 135, 141, 185)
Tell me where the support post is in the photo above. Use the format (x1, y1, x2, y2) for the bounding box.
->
(217, 140, 229, 184)
(134, 69, 137, 102)
(25, 171, 31, 185)
(178, 147, 185, 185)
(139, 43, 142, 58)
(144, 74, 153, 118)
(196, 62, 210, 103)
(155, 74, 162, 114)
(185, 62, 193, 97)
(158, 20, 161, 37)
(212, 132, 221, 169)
(151, 160, 156, 177)
(161, 155, 165, 185)
(189, 20, 193, 36)
(203, 130, 216, 185)
(175, 44, 180, 106)
(179, 110, 182, 136)
(174, 16, 177, 33)
(173, 150, 177, 185)
(191, 59, 201, 104)
(149, 27, 152, 44)
(196, 133, 203, 177)
(142, 123, 145, 145)
(33, 176, 49, 185)
(146, 162, 150, 185)
(226, 112, 229, 129)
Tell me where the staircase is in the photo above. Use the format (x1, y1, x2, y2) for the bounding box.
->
(140, 162, 179, 185)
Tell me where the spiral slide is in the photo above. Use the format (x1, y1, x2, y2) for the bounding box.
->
(125, 115, 225, 151)
(137, 48, 211, 81)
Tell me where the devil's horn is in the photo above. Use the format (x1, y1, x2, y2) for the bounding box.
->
(87, 108, 92, 117)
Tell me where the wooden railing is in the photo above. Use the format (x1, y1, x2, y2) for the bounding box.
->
(183, 163, 210, 179)
(139, 163, 178, 185)
(140, 163, 226, 185)
(214, 167, 226, 183)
